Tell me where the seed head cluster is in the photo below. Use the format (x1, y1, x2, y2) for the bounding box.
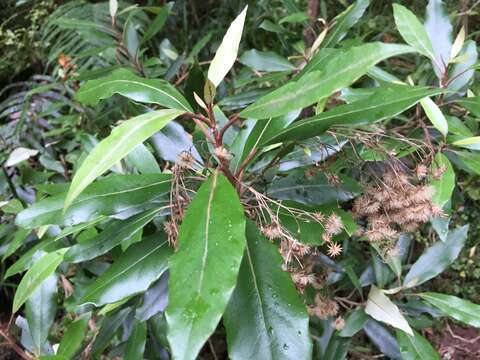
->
(353, 169, 444, 249)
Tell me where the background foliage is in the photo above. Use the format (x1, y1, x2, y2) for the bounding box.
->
(1, 0, 480, 359)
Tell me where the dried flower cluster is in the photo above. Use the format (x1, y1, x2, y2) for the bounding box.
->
(353, 168, 444, 251)
(307, 293, 339, 320)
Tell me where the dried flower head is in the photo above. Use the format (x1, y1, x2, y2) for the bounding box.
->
(164, 220, 178, 248)
(327, 242, 342, 257)
(311, 294, 339, 319)
(261, 223, 282, 241)
(214, 146, 232, 160)
(177, 151, 195, 169)
(333, 316, 345, 330)
(415, 164, 428, 179)
(325, 213, 343, 235)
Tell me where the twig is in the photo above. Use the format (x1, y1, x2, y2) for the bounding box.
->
(0, 327, 34, 360)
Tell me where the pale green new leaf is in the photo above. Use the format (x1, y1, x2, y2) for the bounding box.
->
(420, 97, 448, 136)
(240, 43, 415, 119)
(393, 4, 436, 61)
(166, 172, 246, 360)
(13, 249, 67, 313)
(64, 109, 184, 210)
(429, 153, 455, 208)
(452, 136, 480, 150)
(365, 286, 413, 336)
(207, 6, 248, 87)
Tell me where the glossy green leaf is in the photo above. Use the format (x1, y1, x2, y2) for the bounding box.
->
(141, 5, 170, 44)
(241, 43, 415, 119)
(207, 6, 248, 87)
(75, 68, 192, 111)
(92, 307, 131, 357)
(125, 143, 160, 174)
(224, 222, 312, 359)
(455, 96, 480, 117)
(65, 109, 183, 210)
(338, 308, 368, 338)
(16, 174, 171, 228)
(418, 292, 480, 327)
(429, 153, 455, 207)
(452, 136, 480, 150)
(3, 228, 30, 260)
(239, 49, 295, 72)
(403, 225, 468, 288)
(267, 171, 362, 205)
(25, 273, 57, 356)
(364, 320, 401, 359)
(124, 321, 147, 360)
(448, 41, 478, 93)
(57, 313, 90, 360)
(365, 286, 413, 336)
(393, 4, 435, 61)
(13, 249, 67, 313)
(65, 208, 162, 263)
(80, 233, 171, 306)
(323, 0, 370, 48)
(425, 0, 453, 77)
(396, 329, 440, 360)
(267, 85, 442, 144)
(420, 97, 448, 137)
(166, 171, 246, 360)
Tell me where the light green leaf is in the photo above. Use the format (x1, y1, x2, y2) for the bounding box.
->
(455, 96, 480, 117)
(16, 174, 171, 229)
(240, 43, 415, 119)
(429, 153, 455, 207)
(57, 313, 91, 360)
(420, 97, 448, 136)
(338, 308, 368, 338)
(13, 249, 67, 313)
(80, 233, 171, 306)
(267, 85, 442, 144)
(365, 286, 413, 336)
(396, 329, 440, 360)
(393, 4, 436, 61)
(239, 49, 295, 72)
(452, 136, 480, 150)
(224, 222, 312, 359)
(207, 6, 248, 87)
(65, 208, 162, 263)
(64, 109, 183, 210)
(124, 321, 147, 360)
(75, 68, 192, 111)
(418, 292, 480, 328)
(403, 225, 468, 288)
(166, 171, 246, 360)
(5, 147, 38, 167)
(323, 0, 370, 48)
(125, 143, 161, 173)
(447, 41, 478, 93)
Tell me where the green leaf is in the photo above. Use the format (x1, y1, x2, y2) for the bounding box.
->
(239, 49, 295, 72)
(207, 6, 248, 87)
(80, 233, 171, 306)
(393, 4, 435, 61)
(448, 41, 478, 93)
(65, 109, 183, 210)
(267, 171, 362, 206)
(240, 43, 415, 119)
(322, 0, 370, 48)
(338, 308, 368, 338)
(452, 136, 480, 150)
(92, 308, 131, 357)
(425, 0, 453, 77)
(396, 329, 440, 360)
(418, 292, 480, 328)
(420, 97, 448, 136)
(125, 143, 160, 173)
(57, 313, 90, 360)
(141, 5, 170, 44)
(365, 286, 413, 336)
(455, 96, 480, 117)
(3, 228, 30, 260)
(25, 273, 57, 356)
(65, 208, 161, 263)
(403, 225, 468, 288)
(429, 153, 455, 207)
(75, 68, 192, 111)
(16, 174, 171, 228)
(224, 222, 312, 359)
(166, 171, 246, 360)
(124, 321, 147, 360)
(267, 85, 442, 144)
(13, 249, 67, 313)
